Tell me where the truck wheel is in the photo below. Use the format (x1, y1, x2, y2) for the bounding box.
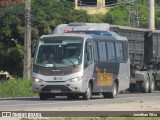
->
(103, 82, 117, 98)
(83, 83, 92, 100)
(148, 77, 155, 93)
(140, 74, 149, 93)
(39, 93, 48, 100)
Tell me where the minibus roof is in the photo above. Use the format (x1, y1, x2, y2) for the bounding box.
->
(53, 22, 110, 34)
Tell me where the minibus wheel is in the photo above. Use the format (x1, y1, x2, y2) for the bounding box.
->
(111, 82, 118, 98)
(83, 83, 92, 100)
(103, 82, 117, 98)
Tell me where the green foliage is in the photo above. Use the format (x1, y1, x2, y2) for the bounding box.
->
(103, 0, 149, 28)
(0, 44, 23, 77)
(1, 0, 160, 78)
(138, 0, 149, 28)
(89, 13, 105, 23)
(103, 5, 128, 26)
(31, 0, 89, 37)
(155, 8, 160, 29)
(0, 78, 36, 97)
(7, 45, 24, 76)
(0, 0, 90, 77)
(0, 3, 25, 43)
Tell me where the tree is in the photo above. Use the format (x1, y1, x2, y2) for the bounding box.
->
(89, 13, 104, 23)
(31, 0, 89, 38)
(103, 0, 149, 28)
(103, 4, 128, 26)
(0, 0, 90, 77)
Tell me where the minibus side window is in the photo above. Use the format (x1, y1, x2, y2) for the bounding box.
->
(84, 43, 93, 67)
(115, 42, 124, 61)
(107, 42, 116, 61)
(98, 42, 107, 61)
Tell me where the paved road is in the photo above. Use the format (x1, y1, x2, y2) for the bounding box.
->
(0, 92, 160, 118)
(0, 92, 160, 112)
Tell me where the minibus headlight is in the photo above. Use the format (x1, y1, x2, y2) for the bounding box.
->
(70, 77, 83, 82)
(32, 78, 44, 83)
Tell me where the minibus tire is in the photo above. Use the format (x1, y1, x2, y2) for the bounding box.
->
(83, 83, 92, 100)
(103, 82, 117, 98)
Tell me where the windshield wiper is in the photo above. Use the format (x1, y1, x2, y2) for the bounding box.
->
(66, 58, 76, 68)
(52, 58, 63, 69)
(52, 62, 57, 69)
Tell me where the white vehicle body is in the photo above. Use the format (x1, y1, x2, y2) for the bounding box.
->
(32, 23, 130, 100)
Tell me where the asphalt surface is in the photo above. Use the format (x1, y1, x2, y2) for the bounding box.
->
(0, 92, 160, 111)
(0, 92, 160, 118)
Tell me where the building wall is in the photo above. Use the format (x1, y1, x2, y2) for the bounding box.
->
(75, 0, 111, 14)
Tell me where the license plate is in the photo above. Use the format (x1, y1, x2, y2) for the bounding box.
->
(51, 89, 61, 93)
(53, 76, 63, 80)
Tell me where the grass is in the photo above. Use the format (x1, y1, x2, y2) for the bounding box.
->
(0, 78, 37, 98)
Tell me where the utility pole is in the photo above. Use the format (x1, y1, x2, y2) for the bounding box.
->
(24, 0, 31, 78)
(149, 0, 155, 30)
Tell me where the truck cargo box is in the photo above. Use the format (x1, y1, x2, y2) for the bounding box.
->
(110, 25, 145, 67)
(144, 30, 160, 65)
